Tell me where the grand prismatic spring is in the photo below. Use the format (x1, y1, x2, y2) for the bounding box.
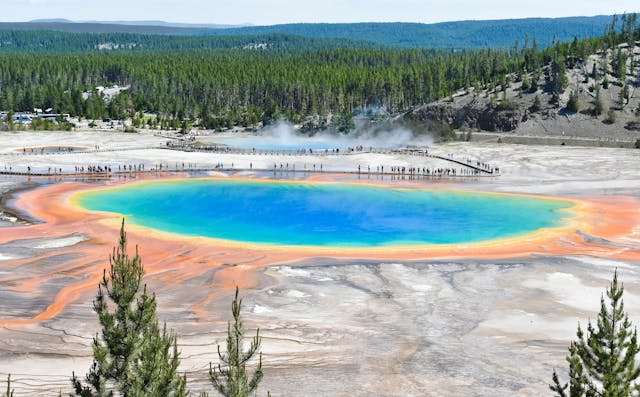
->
(75, 179, 574, 247)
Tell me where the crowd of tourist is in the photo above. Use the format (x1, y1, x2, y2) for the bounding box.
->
(0, 143, 499, 177)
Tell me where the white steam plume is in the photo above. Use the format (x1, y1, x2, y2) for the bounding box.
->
(258, 120, 433, 149)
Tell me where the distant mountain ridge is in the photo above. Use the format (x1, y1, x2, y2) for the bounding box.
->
(2, 21, 194, 35)
(30, 19, 251, 29)
(29, 18, 73, 23)
(0, 14, 634, 48)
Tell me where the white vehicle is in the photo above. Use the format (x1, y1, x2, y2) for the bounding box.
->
(13, 114, 33, 124)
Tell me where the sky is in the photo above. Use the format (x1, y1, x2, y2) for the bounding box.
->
(4, 0, 640, 25)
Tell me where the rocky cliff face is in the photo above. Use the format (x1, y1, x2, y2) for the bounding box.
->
(407, 98, 528, 132)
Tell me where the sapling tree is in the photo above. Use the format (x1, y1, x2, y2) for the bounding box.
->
(202, 287, 267, 397)
(2, 374, 14, 397)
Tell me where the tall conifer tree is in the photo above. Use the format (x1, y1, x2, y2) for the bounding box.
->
(71, 220, 187, 397)
(550, 271, 640, 396)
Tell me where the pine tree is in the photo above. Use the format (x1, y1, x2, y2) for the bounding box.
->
(531, 69, 541, 92)
(550, 271, 640, 396)
(567, 90, 580, 113)
(203, 287, 266, 397)
(521, 71, 531, 92)
(613, 48, 627, 81)
(593, 87, 605, 116)
(2, 374, 14, 397)
(547, 54, 568, 105)
(619, 84, 629, 108)
(591, 63, 599, 81)
(71, 220, 187, 397)
(531, 95, 542, 112)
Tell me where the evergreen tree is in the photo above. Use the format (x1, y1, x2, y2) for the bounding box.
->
(550, 271, 640, 396)
(619, 84, 629, 108)
(71, 220, 187, 397)
(203, 287, 266, 397)
(547, 53, 568, 105)
(590, 63, 599, 81)
(531, 95, 542, 112)
(567, 90, 580, 113)
(613, 48, 627, 81)
(605, 15, 619, 49)
(621, 13, 638, 46)
(531, 68, 542, 92)
(593, 87, 605, 116)
(520, 71, 531, 92)
(2, 374, 14, 397)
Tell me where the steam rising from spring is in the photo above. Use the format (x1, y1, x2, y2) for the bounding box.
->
(256, 119, 434, 150)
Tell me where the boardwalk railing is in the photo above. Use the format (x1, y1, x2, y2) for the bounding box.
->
(0, 143, 499, 177)
(164, 143, 498, 174)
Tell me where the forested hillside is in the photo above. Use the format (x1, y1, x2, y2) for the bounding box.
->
(0, 30, 377, 53)
(194, 16, 618, 49)
(0, 14, 638, 133)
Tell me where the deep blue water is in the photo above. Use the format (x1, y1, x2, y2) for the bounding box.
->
(77, 180, 573, 247)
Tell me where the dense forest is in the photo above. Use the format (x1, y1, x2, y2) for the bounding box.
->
(0, 15, 621, 49)
(0, 14, 638, 131)
(0, 30, 378, 53)
(0, 48, 523, 130)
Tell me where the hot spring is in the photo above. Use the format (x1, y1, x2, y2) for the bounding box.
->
(209, 135, 348, 151)
(75, 179, 574, 247)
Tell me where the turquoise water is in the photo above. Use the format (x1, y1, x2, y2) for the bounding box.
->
(214, 136, 346, 151)
(77, 180, 573, 247)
